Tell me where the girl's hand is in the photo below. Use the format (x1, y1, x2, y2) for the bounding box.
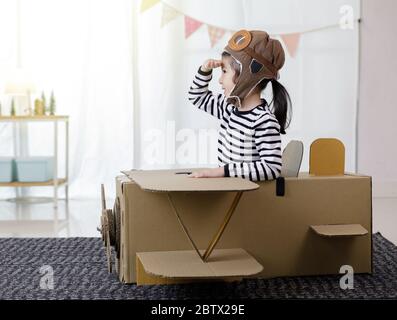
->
(201, 59, 222, 73)
(188, 167, 225, 178)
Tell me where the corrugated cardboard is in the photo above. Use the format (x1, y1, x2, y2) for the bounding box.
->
(123, 169, 258, 192)
(135, 256, 243, 286)
(311, 224, 368, 237)
(309, 138, 345, 175)
(116, 169, 372, 284)
(136, 248, 263, 285)
(281, 140, 304, 177)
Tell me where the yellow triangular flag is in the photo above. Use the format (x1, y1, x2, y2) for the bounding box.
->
(161, 3, 181, 28)
(141, 0, 160, 13)
(207, 25, 226, 47)
(280, 33, 301, 58)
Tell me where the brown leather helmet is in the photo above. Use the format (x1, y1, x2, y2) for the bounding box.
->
(224, 30, 285, 107)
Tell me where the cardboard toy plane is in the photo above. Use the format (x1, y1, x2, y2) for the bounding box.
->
(99, 139, 372, 285)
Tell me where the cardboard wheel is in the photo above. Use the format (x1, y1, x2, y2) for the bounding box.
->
(106, 209, 116, 246)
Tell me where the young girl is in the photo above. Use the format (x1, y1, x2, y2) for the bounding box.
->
(188, 30, 291, 181)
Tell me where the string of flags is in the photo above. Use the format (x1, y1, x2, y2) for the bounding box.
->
(140, 0, 358, 58)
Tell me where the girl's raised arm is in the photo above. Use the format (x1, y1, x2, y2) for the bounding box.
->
(188, 60, 228, 120)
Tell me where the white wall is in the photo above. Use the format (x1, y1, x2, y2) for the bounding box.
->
(358, 0, 397, 197)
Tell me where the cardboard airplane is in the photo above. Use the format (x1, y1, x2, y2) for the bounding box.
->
(100, 139, 372, 285)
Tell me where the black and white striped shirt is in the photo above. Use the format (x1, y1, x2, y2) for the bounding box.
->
(188, 67, 282, 181)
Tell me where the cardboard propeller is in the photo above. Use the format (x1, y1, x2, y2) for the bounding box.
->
(100, 184, 121, 273)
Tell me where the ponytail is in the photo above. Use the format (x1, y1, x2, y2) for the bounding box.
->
(270, 79, 292, 135)
(256, 79, 292, 134)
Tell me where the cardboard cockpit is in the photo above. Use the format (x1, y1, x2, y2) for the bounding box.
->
(100, 139, 372, 285)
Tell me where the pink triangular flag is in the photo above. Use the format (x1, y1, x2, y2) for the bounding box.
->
(207, 25, 226, 47)
(280, 33, 301, 58)
(184, 16, 203, 39)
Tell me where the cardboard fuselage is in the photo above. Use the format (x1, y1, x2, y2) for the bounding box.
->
(116, 170, 372, 284)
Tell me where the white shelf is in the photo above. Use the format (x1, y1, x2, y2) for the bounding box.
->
(0, 116, 69, 207)
(0, 178, 67, 187)
(0, 115, 69, 122)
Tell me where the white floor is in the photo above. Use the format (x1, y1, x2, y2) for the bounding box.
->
(0, 198, 101, 238)
(0, 197, 396, 245)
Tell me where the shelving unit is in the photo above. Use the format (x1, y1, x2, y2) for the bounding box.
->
(0, 115, 69, 207)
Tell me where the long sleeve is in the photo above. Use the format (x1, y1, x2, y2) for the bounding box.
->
(188, 67, 228, 120)
(224, 114, 282, 181)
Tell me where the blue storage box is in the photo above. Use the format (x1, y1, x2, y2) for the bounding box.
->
(0, 157, 15, 182)
(15, 157, 54, 182)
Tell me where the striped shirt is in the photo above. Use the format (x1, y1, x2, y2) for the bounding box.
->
(188, 67, 282, 182)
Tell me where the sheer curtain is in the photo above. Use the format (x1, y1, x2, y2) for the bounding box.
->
(0, 0, 134, 199)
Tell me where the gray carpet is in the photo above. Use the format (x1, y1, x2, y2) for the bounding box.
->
(0, 233, 396, 300)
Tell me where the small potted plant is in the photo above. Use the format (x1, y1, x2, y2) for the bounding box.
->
(10, 98, 16, 116)
(41, 92, 48, 115)
(49, 91, 56, 116)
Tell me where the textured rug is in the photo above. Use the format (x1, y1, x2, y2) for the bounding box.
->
(0, 233, 396, 300)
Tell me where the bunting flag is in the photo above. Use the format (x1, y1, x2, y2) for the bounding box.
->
(207, 25, 226, 48)
(184, 16, 203, 39)
(161, 3, 181, 28)
(140, 1, 361, 59)
(140, 0, 160, 13)
(280, 33, 301, 58)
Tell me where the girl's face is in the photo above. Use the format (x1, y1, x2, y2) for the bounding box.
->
(219, 56, 237, 97)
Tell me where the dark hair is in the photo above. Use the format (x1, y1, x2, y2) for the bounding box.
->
(258, 79, 292, 135)
(222, 51, 291, 134)
(222, 51, 240, 83)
